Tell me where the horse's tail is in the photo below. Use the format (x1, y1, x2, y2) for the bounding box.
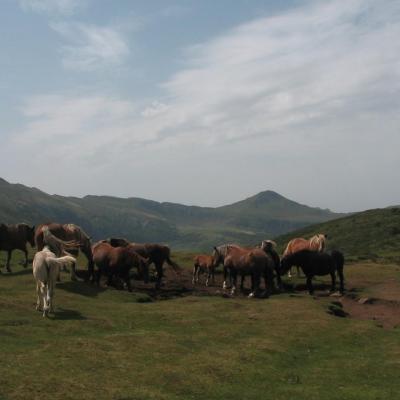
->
(165, 253, 182, 275)
(47, 255, 76, 269)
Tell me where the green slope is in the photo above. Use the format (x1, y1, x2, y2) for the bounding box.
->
(275, 207, 400, 263)
(0, 177, 342, 250)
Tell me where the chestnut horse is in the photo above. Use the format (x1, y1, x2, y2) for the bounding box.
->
(92, 241, 150, 291)
(283, 234, 328, 277)
(0, 223, 35, 272)
(192, 255, 216, 286)
(35, 223, 94, 281)
(212, 245, 275, 297)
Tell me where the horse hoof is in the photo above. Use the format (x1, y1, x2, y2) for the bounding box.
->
(248, 292, 255, 298)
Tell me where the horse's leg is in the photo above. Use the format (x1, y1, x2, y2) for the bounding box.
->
(212, 268, 215, 285)
(230, 270, 237, 295)
(192, 265, 197, 284)
(240, 273, 245, 291)
(275, 265, 282, 291)
(70, 261, 78, 281)
(155, 262, 163, 289)
(41, 285, 48, 317)
(223, 265, 228, 289)
(124, 272, 132, 292)
(287, 267, 292, 279)
(306, 275, 314, 295)
(206, 268, 211, 287)
(330, 271, 336, 293)
(36, 282, 41, 311)
(296, 266, 302, 277)
(6, 250, 12, 272)
(338, 268, 345, 294)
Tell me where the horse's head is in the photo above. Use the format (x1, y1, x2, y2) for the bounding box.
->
(212, 246, 223, 267)
(261, 240, 276, 252)
(279, 255, 293, 275)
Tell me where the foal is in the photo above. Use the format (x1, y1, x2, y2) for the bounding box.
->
(192, 255, 216, 286)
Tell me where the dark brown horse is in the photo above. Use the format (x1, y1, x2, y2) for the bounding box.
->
(92, 241, 150, 291)
(213, 245, 275, 297)
(35, 223, 94, 281)
(280, 249, 344, 295)
(0, 223, 35, 272)
(104, 238, 181, 289)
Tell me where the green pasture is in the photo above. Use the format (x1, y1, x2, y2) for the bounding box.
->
(0, 249, 400, 400)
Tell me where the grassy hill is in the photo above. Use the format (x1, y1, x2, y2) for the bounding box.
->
(275, 207, 400, 263)
(0, 178, 342, 250)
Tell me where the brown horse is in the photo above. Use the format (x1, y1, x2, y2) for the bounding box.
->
(0, 223, 35, 272)
(213, 245, 275, 297)
(35, 223, 94, 281)
(92, 241, 150, 291)
(283, 234, 328, 277)
(105, 239, 181, 289)
(192, 255, 216, 286)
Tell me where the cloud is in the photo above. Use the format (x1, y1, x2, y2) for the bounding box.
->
(5, 0, 400, 210)
(18, 0, 85, 16)
(50, 22, 130, 71)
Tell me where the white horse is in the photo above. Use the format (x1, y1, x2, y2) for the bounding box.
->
(32, 246, 76, 317)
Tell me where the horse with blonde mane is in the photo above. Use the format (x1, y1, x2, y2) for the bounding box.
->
(283, 234, 328, 277)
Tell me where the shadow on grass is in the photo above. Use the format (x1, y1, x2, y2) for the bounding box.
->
(57, 281, 107, 298)
(54, 308, 87, 320)
(0, 268, 32, 277)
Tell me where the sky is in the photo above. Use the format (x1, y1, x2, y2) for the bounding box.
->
(1, 0, 399, 213)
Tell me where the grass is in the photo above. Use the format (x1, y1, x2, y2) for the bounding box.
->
(0, 250, 400, 399)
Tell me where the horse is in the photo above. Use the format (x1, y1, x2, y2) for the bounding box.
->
(104, 239, 181, 289)
(212, 244, 239, 289)
(280, 249, 344, 295)
(92, 241, 150, 291)
(283, 234, 328, 277)
(192, 255, 216, 286)
(35, 223, 94, 281)
(0, 223, 35, 272)
(32, 246, 76, 317)
(213, 245, 275, 297)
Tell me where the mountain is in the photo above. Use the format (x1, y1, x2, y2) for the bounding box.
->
(275, 207, 400, 263)
(0, 178, 343, 250)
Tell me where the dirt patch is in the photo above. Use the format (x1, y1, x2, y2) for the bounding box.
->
(339, 296, 400, 329)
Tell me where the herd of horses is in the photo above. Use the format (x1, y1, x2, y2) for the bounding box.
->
(0, 222, 345, 317)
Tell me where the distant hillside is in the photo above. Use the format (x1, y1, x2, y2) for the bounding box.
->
(275, 208, 400, 263)
(0, 178, 343, 250)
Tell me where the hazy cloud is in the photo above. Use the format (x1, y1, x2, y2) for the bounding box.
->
(18, 0, 86, 15)
(51, 22, 130, 71)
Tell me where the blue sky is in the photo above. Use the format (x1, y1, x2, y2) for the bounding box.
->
(1, 0, 399, 212)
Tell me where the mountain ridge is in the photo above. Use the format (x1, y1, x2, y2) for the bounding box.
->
(0, 178, 344, 250)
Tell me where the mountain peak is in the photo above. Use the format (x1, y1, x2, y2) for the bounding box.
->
(251, 190, 285, 202)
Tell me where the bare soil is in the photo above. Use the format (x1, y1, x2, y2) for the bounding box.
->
(77, 264, 400, 328)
